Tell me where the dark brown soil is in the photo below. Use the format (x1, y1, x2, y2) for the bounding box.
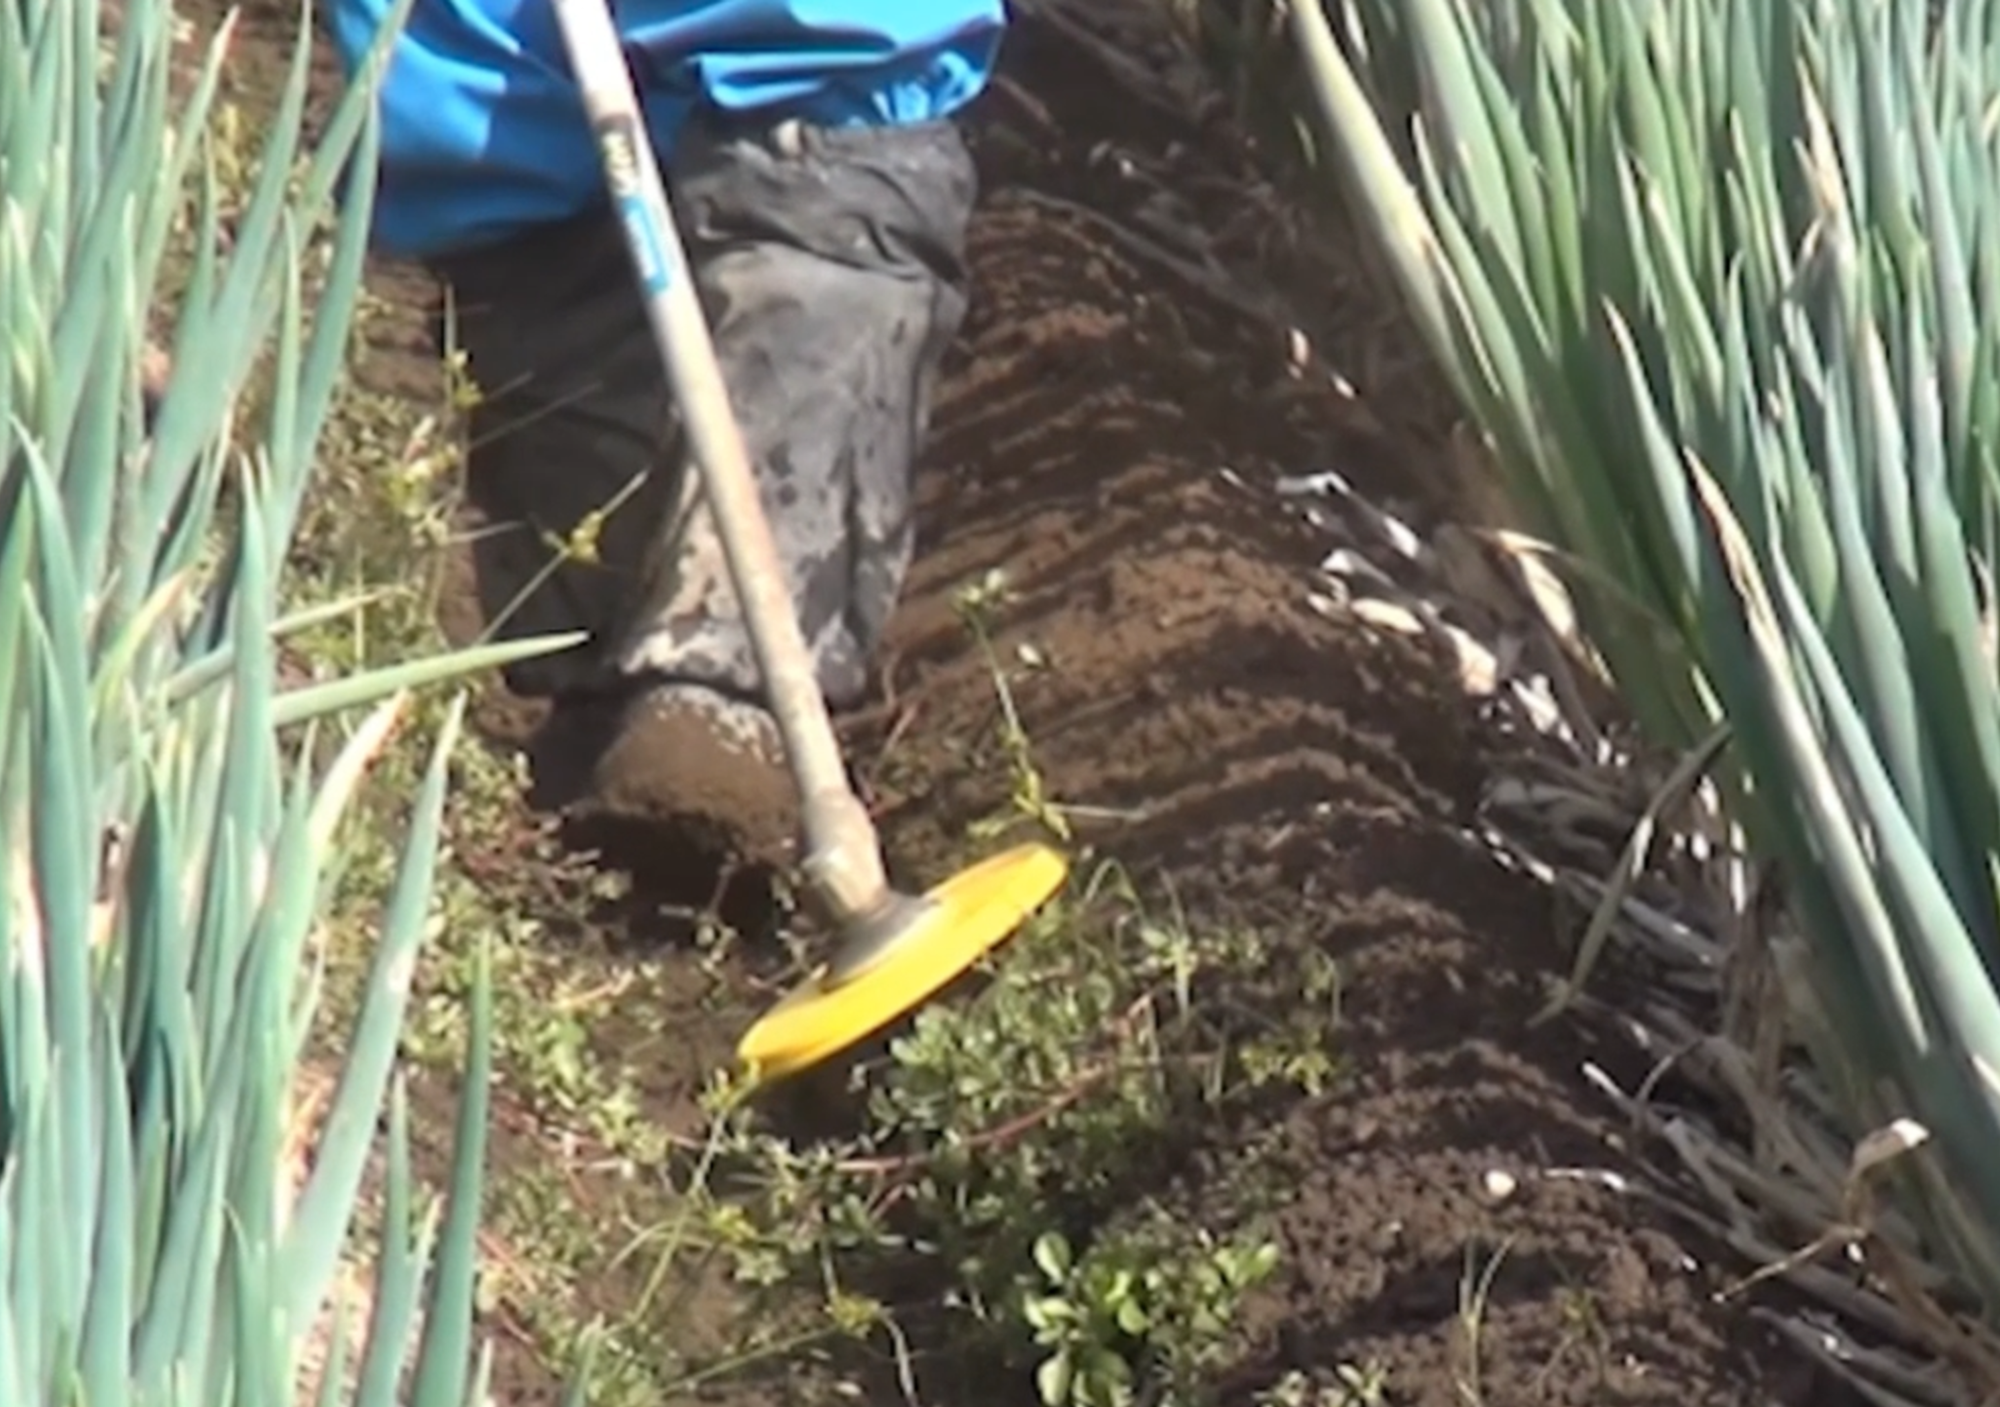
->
(181, 0, 1860, 1404)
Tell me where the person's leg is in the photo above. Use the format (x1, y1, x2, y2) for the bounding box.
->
(608, 113, 978, 708)
(433, 113, 978, 863)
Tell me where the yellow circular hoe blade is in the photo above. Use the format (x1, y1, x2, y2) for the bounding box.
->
(736, 842, 1069, 1084)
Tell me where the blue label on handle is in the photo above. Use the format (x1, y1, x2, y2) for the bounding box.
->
(597, 117, 671, 297)
(616, 195, 670, 296)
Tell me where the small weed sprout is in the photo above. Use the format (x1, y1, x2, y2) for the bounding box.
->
(953, 566, 1073, 842)
(1255, 1363, 1393, 1407)
(1026, 1225, 1281, 1407)
(1454, 1239, 1513, 1406)
(1332, 1362, 1393, 1406)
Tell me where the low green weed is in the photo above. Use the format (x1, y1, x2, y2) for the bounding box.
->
(661, 843, 1318, 1405)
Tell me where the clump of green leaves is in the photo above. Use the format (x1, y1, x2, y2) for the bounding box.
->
(672, 857, 1314, 1406)
(0, 2, 575, 1403)
(1026, 1224, 1279, 1407)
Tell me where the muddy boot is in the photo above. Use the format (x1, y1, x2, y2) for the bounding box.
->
(580, 682, 800, 871)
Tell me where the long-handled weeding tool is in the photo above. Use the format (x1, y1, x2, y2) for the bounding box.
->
(548, 0, 1068, 1085)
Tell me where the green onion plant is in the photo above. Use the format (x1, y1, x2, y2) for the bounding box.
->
(2, 1, 581, 1402)
(1286, 0, 2000, 1323)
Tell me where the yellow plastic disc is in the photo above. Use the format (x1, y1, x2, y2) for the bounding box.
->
(736, 841, 1069, 1084)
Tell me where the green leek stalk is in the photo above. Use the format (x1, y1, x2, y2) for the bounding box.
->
(1289, 0, 2000, 1318)
(2, 1, 582, 1402)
